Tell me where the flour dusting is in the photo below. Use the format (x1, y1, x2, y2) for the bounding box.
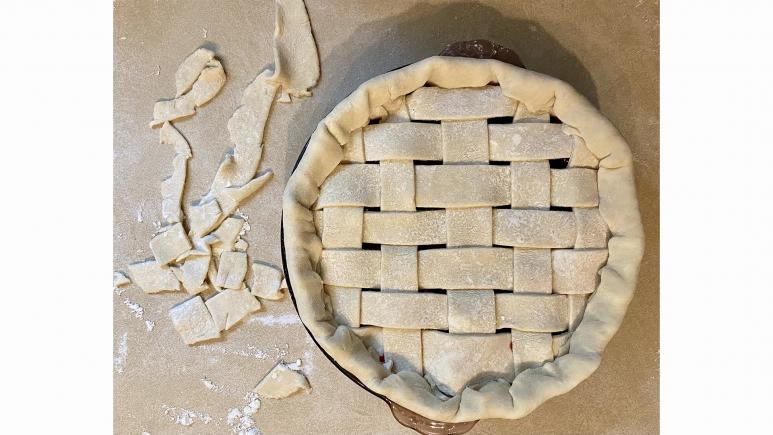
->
(226, 392, 262, 434)
(123, 299, 144, 318)
(234, 208, 251, 236)
(145, 320, 155, 332)
(114, 332, 128, 374)
(249, 313, 300, 327)
(161, 404, 212, 426)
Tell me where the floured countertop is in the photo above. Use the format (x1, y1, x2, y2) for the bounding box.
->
(114, 0, 659, 433)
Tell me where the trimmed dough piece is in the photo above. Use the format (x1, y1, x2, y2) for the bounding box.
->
(381, 96, 411, 123)
(383, 328, 423, 374)
(422, 331, 515, 396)
(150, 223, 192, 265)
(173, 253, 211, 295)
(552, 249, 608, 294)
(550, 168, 599, 208)
(326, 286, 361, 327)
(320, 249, 380, 288)
(321, 207, 363, 248)
(159, 122, 192, 224)
(574, 208, 609, 249)
(254, 361, 311, 399)
(380, 245, 418, 291)
(215, 251, 248, 289)
(495, 293, 568, 332)
(513, 248, 552, 293)
(174, 47, 217, 97)
(441, 120, 489, 163)
(380, 161, 416, 211)
(414, 165, 510, 208)
(513, 102, 550, 123)
(342, 128, 365, 163)
(188, 199, 222, 238)
(364, 123, 442, 161)
(362, 210, 446, 245)
(128, 259, 180, 293)
(113, 271, 131, 288)
(150, 57, 226, 127)
(562, 127, 600, 169)
(268, 0, 320, 100)
(360, 291, 448, 329)
(568, 294, 589, 331)
(316, 164, 380, 209)
(447, 290, 496, 334)
(552, 331, 571, 358)
(211, 217, 246, 256)
(493, 209, 576, 248)
(251, 262, 288, 300)
(511, 331, 553, 374)
(418, 247, 513, 290)
(205, 287, 262, 331)
(510, 161, 550, 210)
(168, 296, 220, 345)
(488, 123, 573, 161)
(407, 86, 516, 121)
(446, 207, 492, 247)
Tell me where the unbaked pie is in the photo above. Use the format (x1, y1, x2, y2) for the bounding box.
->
(282, 56, 643, 422)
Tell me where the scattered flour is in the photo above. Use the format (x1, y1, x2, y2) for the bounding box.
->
(161, 404, 212, 427)
(136, 206, 144, 223)
(226, 392, 262, 434)
(114, 332, 128, 374)
(234, 209, 251, 236)
(249, 313, 300, 327)
(199, 342, 289, 362)
(114, 286, 126, 296)
(302, 333, 316, 375)
(145, 320, 155, 332)
(123, 299, 144, 318)
(203, 27, 208, 38)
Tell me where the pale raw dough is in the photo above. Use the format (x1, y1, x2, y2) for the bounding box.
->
(380, 245, 418, 291)
(214, 251, 248, 289)
(149, 223, 192, 265)
(113, 271, 131, 288)
(406, 86, 515, 120)
(441, 120, 489, 163)
(187, 199, 222, 238)
(362, 210, 446, 246)
(447, 290, 496, 334)
(363, 123, 442, 161)
(168, 296, 221, 345)
(414, 165, 510, 208)
(211, 217, 245, 257)
(251, 262, 288, 300)
(492, 209, 576, 248)
(159, 122, 191, 224)
(417, 247, 512, 290)
(383, 328, 423, 374)
(445, 207, 493, 247)
(321, 207, 364, 248)
(254, 361, 311, 399)
(205, 287, 262, 331)
(280, 56, 644, 422)
(379, 161, 416, 211)
(174, 47, 217, 97)
(268, 0, 320, 100)
(128, 259, 180, 293)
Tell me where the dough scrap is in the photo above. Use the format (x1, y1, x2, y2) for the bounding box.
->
(205, 287, 262, 331)
(113, 271, 131, 288)
(269, 0, 320, 100)
(188, 199, 222, 238)
(251, 262, 288, 300)
(215, 251, 248, 289)
(254, 361, 311, 399)
(149, 223, 192, 265)
(150, 50, 226, 127)
(211, 217, 245, 256)
(168, 296, 220, 345)
(128, 259, 180, 293)
(159, 122, 192, 224)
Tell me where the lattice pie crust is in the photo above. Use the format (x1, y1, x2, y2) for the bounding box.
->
(283, 56, 644, 422)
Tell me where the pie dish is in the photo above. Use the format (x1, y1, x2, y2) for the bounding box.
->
(282, 55, 644, 422)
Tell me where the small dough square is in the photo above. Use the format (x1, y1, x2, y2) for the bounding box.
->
(322, 207, 363, 248)
(552, 331, 571, 357)
(511, 161, 550, 209)
(205, 288, 261, 331)
(446, 207, 493, 247)
(514, 102, 550, 123)
(380, 161, 416, 211)
(447, 290, 495, 334)
(215, 251, 248, 289)
(511, 331, 553, 374)
(495, 293, 568, 332)
(441, 119, 489, 163)
(149, 223, 192, 265)
(550, 168, 599, 208)
(574, 208, 608, 249)
(326, 286, 361, 327)
(168, 296, 220, 345)
(173, 254, 210, 294)
(211, 217, 245, 256)
(128, 259, 180, 293)
(251, 262, 287, 300)
(568, 294, 589, 331)
(552, 249, 608, 294)
(188, 199, 222, 237)
(380, 245, 418, 291)
(383, 328, 423, 374)
(513, 248, 552, 293)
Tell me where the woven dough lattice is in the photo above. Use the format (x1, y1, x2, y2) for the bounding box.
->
(312, 85, 609, 397)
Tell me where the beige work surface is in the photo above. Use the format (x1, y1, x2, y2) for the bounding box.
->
(114, 1, 659, 433)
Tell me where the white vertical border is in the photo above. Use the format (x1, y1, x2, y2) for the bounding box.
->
(662, 1, 773, 433)
(0, 0, 113, 432)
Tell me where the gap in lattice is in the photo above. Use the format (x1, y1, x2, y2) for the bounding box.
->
(416, 244, 447, 251)
(412, 159, 444, 166)
(549, 115, 562, 124)
(549, 158, 570, 169)
(411, 119, 441, 124)
(549, 205, 572, 212)
(361, 243, 381, 251)
(487, 116, 515, 124)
